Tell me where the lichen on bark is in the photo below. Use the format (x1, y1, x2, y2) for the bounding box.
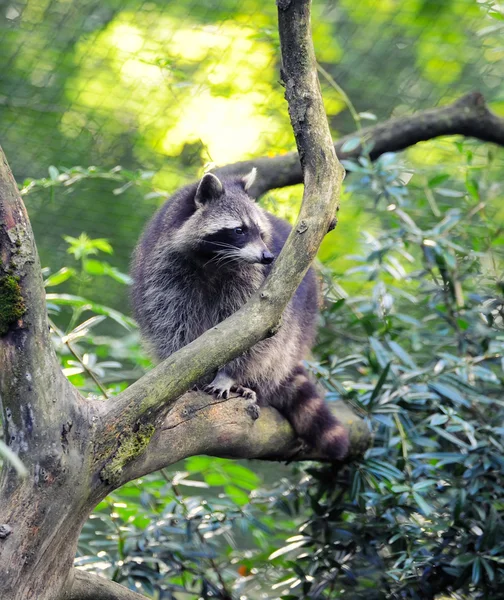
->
(0, 275, 26, 335)
(99, 423, 155, 485)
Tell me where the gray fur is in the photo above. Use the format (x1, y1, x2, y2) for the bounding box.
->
(131, 172, 349, 460)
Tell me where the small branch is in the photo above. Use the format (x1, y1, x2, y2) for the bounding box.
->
(49, 317, 109, 398)
(215, 92, 504, 197)
(65, 570, 147, 600)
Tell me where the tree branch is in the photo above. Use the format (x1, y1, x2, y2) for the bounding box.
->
(215, 92, 504, 197)
(117, 392, 370, 486)
(66, 570, 147, 600)
(94, 0, 346, 485)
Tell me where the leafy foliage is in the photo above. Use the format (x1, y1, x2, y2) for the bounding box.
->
(35, 135, 504, 599)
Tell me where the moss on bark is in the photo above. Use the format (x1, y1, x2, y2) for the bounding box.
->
(99, 423, 155, 485)
(0, 275, 26, 335)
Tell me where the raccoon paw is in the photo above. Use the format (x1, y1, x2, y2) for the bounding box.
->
(203, 383, 231, 399)
(230, 385, 257, 402)
(246, 402, 260, 421)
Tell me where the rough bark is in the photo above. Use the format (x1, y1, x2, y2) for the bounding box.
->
(0, 147, 96, 599)
(118, 394, 369, 487)
(66, 570, 147, 600)
(0, 1, 359, 599)
(215, 91, 504, 198)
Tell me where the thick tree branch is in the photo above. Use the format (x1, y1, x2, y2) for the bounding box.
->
(118, 392, 370, 486)
(215, 92, 504, 197)
(94, 0, 346, 484)
(66, 570, 146, 600)
(0, 145, 75, 434)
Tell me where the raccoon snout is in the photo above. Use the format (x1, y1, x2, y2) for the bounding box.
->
(261, 250, 275, 265)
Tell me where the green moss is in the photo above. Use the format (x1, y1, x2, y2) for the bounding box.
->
(100, 423, 155, 485)
(0, 275, 26, 336)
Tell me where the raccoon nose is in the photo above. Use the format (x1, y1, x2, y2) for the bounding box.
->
(261, 250, 275, 265)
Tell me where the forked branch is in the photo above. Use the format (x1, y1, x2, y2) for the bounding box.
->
(97, 0, 346, 462)
(216, 91, 504, 197)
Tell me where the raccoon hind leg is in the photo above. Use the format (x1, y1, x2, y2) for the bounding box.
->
(280, 365, 349, 461)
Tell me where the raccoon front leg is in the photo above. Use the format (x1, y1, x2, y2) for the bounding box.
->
(204, 370, 257, 402)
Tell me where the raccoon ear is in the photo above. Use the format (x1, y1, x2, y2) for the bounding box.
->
(195, 173, 224, 207)
(241, 167, 257, 193)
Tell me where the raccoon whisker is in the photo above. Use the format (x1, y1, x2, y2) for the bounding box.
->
(210, 253, 244, 269)
(207, 241, 241, 250)
(203, 251, 232, 268)
(212, 254, 242, 268)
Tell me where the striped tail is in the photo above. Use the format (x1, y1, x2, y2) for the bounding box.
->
(273, 365, 349, 461)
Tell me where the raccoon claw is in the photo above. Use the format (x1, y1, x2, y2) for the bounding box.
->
(230, 385, 257, 402)
(246, 402, 260, 420)
(203, 384, 230, 399)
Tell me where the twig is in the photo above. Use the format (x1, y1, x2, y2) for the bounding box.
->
(48, 317, 109, 398)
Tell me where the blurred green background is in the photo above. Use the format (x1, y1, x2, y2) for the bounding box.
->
(1, 0, 502, 312)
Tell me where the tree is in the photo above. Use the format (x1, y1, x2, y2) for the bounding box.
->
(1, 1, 504, 599)
(0, 2, 356, 598)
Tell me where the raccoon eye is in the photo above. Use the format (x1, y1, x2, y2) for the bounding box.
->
(235, 226, 246, 235)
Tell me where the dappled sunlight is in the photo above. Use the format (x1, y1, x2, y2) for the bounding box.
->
(160, 91, 280, 164)
(63, 11, 289, 168)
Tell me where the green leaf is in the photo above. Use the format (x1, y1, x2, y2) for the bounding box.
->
(365, 459, 404, 482)
(369, 338, 391, 370)
(481, 558, 495, 582)
(269, 540, 308, 560)
(472, 557, 481, 585)
(221, 462, 260, 489)
(451, 554, 475, 567)
(388, 340, 416, 369)
(45, 294, 135, 330)
(412, 492, 433, 516)
(429, 383, 470, 407)
(412, 479, 437, 491)
(489, 9, 504, 21)
(429, 426, 470, 449)
(204, 473, 228, 486)
(340, 137, 361, 153)
(83, 259, 106, 275)
(430, 413, 449, 426)
(84, 260, 132, 285)
(368, 361, 392, 407)
(428, 174, 450, 187)
(184, 456, 212, 472)
(48, 165, 59, 180)
(44, 267, 75, 287)
(224, 485, 249, 506)
(465, 178, 479, 201)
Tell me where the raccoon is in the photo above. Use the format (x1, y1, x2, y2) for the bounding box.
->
(131, 169, 349, 460)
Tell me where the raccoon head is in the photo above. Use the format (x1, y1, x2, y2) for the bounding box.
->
(185, 170, 275, 267)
